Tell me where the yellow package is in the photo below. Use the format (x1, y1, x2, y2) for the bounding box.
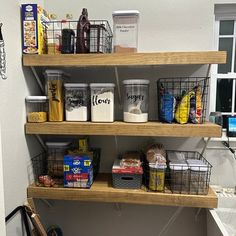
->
(175, 90, 195, 124)
(196, 86, 202, 123)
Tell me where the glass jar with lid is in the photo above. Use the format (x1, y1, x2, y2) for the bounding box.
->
(123, 79, 150, 122)
(25, 96, 48, 122)
(64, 83, 88, 121)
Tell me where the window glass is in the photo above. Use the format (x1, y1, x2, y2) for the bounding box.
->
(216, 79, 232, 112)
(220, 20, 234, 35)
(218, 38, 233, 73)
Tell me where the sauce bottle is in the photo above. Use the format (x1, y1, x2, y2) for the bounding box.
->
(76, 8, 90, 53)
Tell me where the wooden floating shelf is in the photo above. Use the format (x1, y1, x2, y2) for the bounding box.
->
(23, 51, 226, 67)
(25, 121, 222, 137)
(27, 174, 217, 208)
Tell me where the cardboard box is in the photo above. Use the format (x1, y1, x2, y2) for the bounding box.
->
(64, 155, 93, 188)
(21, 4, 49, 54)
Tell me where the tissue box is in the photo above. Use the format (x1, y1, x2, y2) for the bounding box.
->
(21, 4, 49, 54)
(64, 155, 93, 188)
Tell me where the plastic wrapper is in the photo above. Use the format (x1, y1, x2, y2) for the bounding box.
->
(175, 90, 195, 124)
(146, 143, 166, 164)
(196, 85, 202, 123)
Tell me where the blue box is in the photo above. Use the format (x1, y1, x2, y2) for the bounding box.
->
(64, 155, 93, 188)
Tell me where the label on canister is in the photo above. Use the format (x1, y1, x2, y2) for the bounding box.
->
(149, 167, 165, 191)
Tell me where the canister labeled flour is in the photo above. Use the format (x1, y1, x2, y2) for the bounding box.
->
(123, 79, 150, 122)
(90, 83, 115, 122)
(64, 83, 88, 121)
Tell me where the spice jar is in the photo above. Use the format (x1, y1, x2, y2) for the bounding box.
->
(123, 79, 150, 122)
(44, 69, 64, 122)
(25, 96, 48, 122)
(64, 83, 88, 121)
(90, 83, 115, 122)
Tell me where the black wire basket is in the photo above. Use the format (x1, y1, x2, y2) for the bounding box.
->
(157, 77, 209, 124)
(31, 148, 101, 187)
(142, 150, 212, 195)
(44, 20, 112, 54)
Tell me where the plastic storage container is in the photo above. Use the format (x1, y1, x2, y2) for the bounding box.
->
(64, 83, 88, 121)
(90, 83, 115, 122)
(25, 96, 48, 122)
(148, 164, 166, 192)
(123, 79, 150, 122)
(46, 141, 71, 178)
(169, 160, 189, 194)
(44, 69, 64, 121)
(187, 159, 209, 195)
(112, 10, 139, 53)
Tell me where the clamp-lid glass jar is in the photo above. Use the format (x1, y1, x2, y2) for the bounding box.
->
(123, 79, 150, 122)
(64, 83, 88, 121)
(25, 96, 48, 122)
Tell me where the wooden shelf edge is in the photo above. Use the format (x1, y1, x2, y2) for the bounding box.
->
(25, 121, 222, 137)
(23, 51, 226, 67)
(27, 174, 218, 208)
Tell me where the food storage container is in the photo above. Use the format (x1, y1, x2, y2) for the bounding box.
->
(187, 159, 209, 195)
(169, 160, 189, 194)
(44, 69, 64, 121)
(148, 164, 166, 191)
(46, 141, 71, 178)
(90, 83, 115, 122)
(25, 96, 48, 122)
(112, 10, 139, 53)
(64, 83, 88, 121)
(123, 79, 150, 122)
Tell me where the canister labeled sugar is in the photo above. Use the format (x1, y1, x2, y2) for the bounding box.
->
(90, 83, 115, 122)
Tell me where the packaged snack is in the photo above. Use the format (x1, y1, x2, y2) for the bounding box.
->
(195, 85, 202, 123)
(175, 90, 195, 124)
(21, 4, 49, 54)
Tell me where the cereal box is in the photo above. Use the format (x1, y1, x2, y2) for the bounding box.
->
(64, 155, 93, 188)
(21, 4, 49, 54)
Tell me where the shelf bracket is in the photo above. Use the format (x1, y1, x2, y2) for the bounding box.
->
(157, 206, 184, 236)
(201, 137, 211, 156)
(114, 67, 122, 109)
(34, 134, 47, 152)
(30, 66, 44, 94)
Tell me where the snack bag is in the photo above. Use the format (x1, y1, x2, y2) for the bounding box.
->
(175, 90, 195, 124)
(195, 85, 202, 123)
(159, 92, 175, 123)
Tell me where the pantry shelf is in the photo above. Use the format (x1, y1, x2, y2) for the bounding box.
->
(27, 174, 218, 208)
(25, 121, 222, 137)
(22, 51, 226, 67)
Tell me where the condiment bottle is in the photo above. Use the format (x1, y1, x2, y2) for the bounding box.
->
(76, 8, 90, 53)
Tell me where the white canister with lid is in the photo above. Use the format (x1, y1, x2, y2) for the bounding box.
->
(112, 10, 140, 53)
(64, 83, 88, 121)
(123, 79, 150, 122)
(25, 96, 48, 122)
(90, 83, 115, 122)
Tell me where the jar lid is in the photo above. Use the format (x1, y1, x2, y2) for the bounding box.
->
(46, 142, 71, 148)
(186, 159, 208, 172)
(149, 163, 167, 169)
(44, 69, 64, 75)
(123, 79, 150, 85)
(25, 96, 48, 102)
(64, 83, 88, 88)
(169, 160, 189, 171)
(90, 83, 115, 88)
(113, 10, 140, 17)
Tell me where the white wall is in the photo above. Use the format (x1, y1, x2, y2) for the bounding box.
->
(0, 0, 43, 235)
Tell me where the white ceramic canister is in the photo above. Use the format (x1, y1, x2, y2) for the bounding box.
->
(90, 83, 115, 122)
